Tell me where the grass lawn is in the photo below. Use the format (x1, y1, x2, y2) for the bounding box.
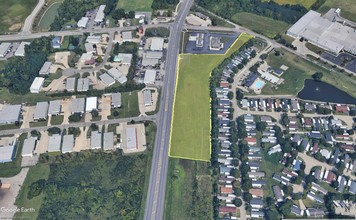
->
(164, 159, 213, 219)
(50, 115, 64, 125)
(109, 92, 140, 118)
(38, 2, 61, 29)
(0, 88, 53, 105)
(0, 122, 22, 131)
(0, 0, 38, 33)
(318, 0, 356, 22)
(14, 163, 50, 220)
(29, 120, 48, 128)
(262, 0, 316, 8)
(0, 133, 26, 177)
(261, 49, 356, 97)
(231, 12, 289, 38)
(170, 33, 252, 161)
(116, 0, 153, 11)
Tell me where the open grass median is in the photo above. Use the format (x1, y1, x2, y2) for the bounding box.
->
(169, 33, 253, 161)
(116, 0, 153, 11)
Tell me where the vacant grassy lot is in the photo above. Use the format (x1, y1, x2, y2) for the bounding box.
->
(50, 115, 64, 125)
(0, 0, 38, 33)
(110, 92, 140, 118)
(262, 0, 316, 8)
(38, 3, 60, 29)
(14, 163, 50, 220)
(0, 133, 26, 177)
(318, 0, 356, 22)
(170, 33, 252, 161)
(261, 49, 356, 97)
(231, 12, 289, 38)
(117, 0, 153, 11)
(164, 159, 213, 219)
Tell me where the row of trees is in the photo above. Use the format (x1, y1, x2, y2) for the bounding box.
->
(151, 0, 179, 10)
(196, 0, 308, 24)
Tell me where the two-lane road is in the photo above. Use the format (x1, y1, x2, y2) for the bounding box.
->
(144, 0, 194, 219)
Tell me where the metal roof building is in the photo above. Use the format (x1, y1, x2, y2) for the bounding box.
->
(141, 58, 159, 67)
(0, 42, 11, 58)
(94, 5, 106, 23)
(77, 78, 89, 92)
(33, 102, 49, 120)
(30, 77, 45, 93)
(48, 134, 61, 152)
(150, 38, 164, 51)
(99, 73, 115, 86)
(48, 100, 61, 116)
(85, 97, 97, 112)
(144, 70, 156, 85)
(107, 68, 123, 81)
(287, 10, 356, 54)
(103, 132, 114, 150)
(111, 92, 122, 108)
(22, 138, 36, 157)
(66, 77, 76, 91)
(71, 98, 85, 114)
(122, 31, 133, 42)
(0, 145, 15, 163)
(14, 42, 30, 57)
(85, 43, 96, 53)
(143, 90, 153, 106)
(125, 127, 137, 150)
(114, 53, 132, 65)
(0, 105, 22, 125)
(77, 17, 89, 28)
(62, 135, 74, 153)
(86, 35, 101, 44)
(144, 51, 163, 59)
(39, 62, 52, 75)
(90, 131, 102, 149)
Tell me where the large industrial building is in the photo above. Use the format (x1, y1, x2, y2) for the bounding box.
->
(287, 10, 356, 55)
(0, 105, 22, 125)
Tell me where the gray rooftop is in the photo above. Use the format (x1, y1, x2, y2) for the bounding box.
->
(103, 132, 114, 150)
(0, 42, 11, 56)
(71, 98, 85, 113)
(39, 62, 52, 75)
(66, 77, 76, 91)
(116, 53, 133, 64)
(77, 78, 89, 92)
(0, 145, 15, 163)
(48, 100, 61, 116)
(48, 134, 61, 152)
(143, 90, 152, 106)
(90, 131, 102, 149)
(122, 31, 133, 41)
(144, 51, 163, 59)
(126, 127, 137, 150)
(99, 73, 115, 86)
(142, 58, 159, 66)
(62, 135, 74, 153)
(22, 138, 36, 156)
(0, 105, 22, 124)
(111, 92, 122, 107)
(33, 102, 49, 120)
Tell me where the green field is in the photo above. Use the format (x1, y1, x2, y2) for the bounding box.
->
(262, 0, 316, 8)
(318, 0, 356, 22)
(14, 164, 50, 219)
(164, 159, 213, 219)
(117, 0, 153, 11)
(38, 3, 61, 29)
(169, 33, 253, 161)
(261, 49, 356, 97)
(110, 92, 140, 118)
(0, 0, 38, 33)
(231, 12, 289, 38)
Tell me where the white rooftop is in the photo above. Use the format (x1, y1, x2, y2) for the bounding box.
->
(91, 131, 102, 149)
(99, 73, 115, 86)
(66, 77, 76, 91)
(48, 134, 61, 152)
(77, 78, 89, 92)
(79, 53, 93, 62)
(94, 5, 106, 23)
(14, 42, 30, 57)
(0, 145, 15, 163)
(126, 127, 137, 150)
(143, 90, 152, 106)
(0, 42, 11, 57)
(85, 97, 97, 112)
(144, 70, 156, 84)
(150, 38, 164, 51)
(30, 77, 45, 93)
(111, 92, 122, 107)
(39, 61, 52, 75)
(22, 138, 36, 157)
(77, 17, 89, 28)
(62, 135, 74, 153)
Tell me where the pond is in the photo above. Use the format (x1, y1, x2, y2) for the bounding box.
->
(298, 79, 356, 104)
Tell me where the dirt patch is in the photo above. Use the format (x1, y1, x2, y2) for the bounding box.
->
(8, 23, 22, 31)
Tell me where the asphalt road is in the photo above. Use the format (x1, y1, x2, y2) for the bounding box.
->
(143, 0, 194, 219)
(21, 0, 45, 33)
(0, 115, 156, 136)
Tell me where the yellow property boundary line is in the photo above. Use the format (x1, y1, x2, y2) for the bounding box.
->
(168, 33, 253, 162)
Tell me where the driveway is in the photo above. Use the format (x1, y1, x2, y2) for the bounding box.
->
(0, 168, 29, 219)
(20, 106, 35, 129)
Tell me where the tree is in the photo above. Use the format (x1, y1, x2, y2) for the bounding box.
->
(47, 127, 61, 135)
(292, 193, 302, 200)
(280, 113, 289, 126)
(260, 53, 268, 60)
(242, 192, 252, 202)
(331, 180, 339, 188)
(68, 113, 82, 122)
(237, 63, 244, 69)
(256, 121, 267, 131)
(127, 11, 135, 19)
(96, 55, 103, 63)
(90, 123, 98, 131)
(112, 9, 126, 20)
(266, 209, 279, 220)
(241, 58, 248, 65)
(278, 199, 293, 216)
(227, 91, 233, 100)
(312, 72, 323, 81)
(234, 198, 242, 207)
(91, 109, 99, 117)
(236, 89, 244, 101)
(68, 127, 81, 137)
